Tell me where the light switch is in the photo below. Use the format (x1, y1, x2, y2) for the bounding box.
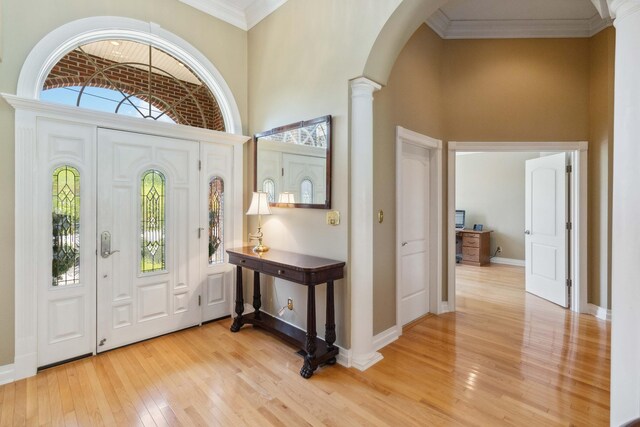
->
(326, 210, 340, 226)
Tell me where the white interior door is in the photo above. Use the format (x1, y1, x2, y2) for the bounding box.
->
(525, 153, 568, 307)
(399, 143, 430, 325)
(37, 119, 97, 367)
(96, 129, 200, 352)
(200, 142, 234, 322)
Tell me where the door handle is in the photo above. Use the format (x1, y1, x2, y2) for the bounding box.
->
(100, 231, 120, 258)
(524, 230, 531, 235)
(401, 241, 408, 247)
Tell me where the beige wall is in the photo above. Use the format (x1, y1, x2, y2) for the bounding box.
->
(372, 24, 444, 333)
(247, 0, 402, 348)
(456, 152, 541, 261)
(0, 0, 249, 366)
(372, 26, 614, 333)
(588, 27, 615, 309)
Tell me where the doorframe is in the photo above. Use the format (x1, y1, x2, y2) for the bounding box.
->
(3, 95, 249, 381)
(447, 141, 588, 314)
(395, 127, 443, 336)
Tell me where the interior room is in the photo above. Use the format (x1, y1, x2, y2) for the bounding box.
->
(0, 0, 638, 425)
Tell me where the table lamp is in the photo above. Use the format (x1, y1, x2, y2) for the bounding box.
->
(278, 192, 296, 207)
(247, 192, 272, 252)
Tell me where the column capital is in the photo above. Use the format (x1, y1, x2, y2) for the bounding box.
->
(350, 77, 382, 96)
(607, 0, 640, 19)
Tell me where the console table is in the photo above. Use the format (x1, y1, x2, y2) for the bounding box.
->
(226, 247, 345, 378)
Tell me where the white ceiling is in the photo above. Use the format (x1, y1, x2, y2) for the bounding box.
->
(441, 0, 598, 21)
(178, 0, 288, 30)
(178, 0, 612, 38)
(428, 0, 612, 39)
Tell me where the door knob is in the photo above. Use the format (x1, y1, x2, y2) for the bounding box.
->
(401, 241, 408, 247)
(100, 231, 120, 258)
(524, 230, 531, 235)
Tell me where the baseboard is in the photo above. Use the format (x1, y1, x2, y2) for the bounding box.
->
(0, 364, 15, 386)
(439, 301, 451, 314)
(491, 257, 525, 267)
(587, 303, 611, 321)
(335, 345, 351, 368)
(372, 326, 399, 352)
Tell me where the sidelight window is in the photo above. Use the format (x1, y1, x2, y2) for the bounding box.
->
(209, 177, 224, 265)
(52, 165, 81, 286)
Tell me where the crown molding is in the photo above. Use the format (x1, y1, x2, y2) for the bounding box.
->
(426, 10, 613, 39)
(179, 0, 287, 31)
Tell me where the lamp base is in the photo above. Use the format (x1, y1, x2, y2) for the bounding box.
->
(252, 243, 270, 253)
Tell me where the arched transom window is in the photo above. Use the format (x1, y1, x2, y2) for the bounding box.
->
(41, 39, 226, 131)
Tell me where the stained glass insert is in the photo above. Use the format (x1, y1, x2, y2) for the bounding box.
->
(262, 178, 275, 203)
(141, 170, 166, 273)
(52, 166, 80, 286)
(209, 177, 224, 265)
(301, 179, 313, 204)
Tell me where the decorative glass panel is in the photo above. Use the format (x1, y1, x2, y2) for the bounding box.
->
(262, 178, 275, 203)
(301, 179, 313, 204)
(52, 166, 80, 286)
(141, 170, 166, 273)
(209, 177, 224, 265)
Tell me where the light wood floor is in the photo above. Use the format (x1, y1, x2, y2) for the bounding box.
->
(0, 264, 610, 426)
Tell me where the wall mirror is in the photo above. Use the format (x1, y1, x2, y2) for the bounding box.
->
(254, 115, 331, 209)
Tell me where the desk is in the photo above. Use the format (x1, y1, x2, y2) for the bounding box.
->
(456, 230, 492, 266)
(227, 247, 345, 378)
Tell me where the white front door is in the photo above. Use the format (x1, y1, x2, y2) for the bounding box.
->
(200, 142, 234, 322)
(96, 129, 201, 352)
(525, 153, 569, 307)
(399, 143, 430, 325)
(37, 119, 97, 367)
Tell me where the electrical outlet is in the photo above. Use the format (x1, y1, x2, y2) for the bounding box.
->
(497, 246, 502, 253)
(287, 298, 293, 310)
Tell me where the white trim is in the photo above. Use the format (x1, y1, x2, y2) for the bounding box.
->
(439, 301, 451, 314)
(448, 141, 588, 315)
(491, 257, 526, 267)
(349, 77, 383, 372)
(588, 303, 612, 321)
(6, 96, 248, 382)
(16, 16, 243, 134)
(0, 364, 15, 386)
(426, 10, 613, 39)
(335, 346, 352, 368)
(373, 326, 399, 352)
(179, 0, 288, 31)
(395, 127, 444, 340)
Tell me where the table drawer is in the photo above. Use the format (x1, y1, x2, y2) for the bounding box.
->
(263, 264, 305, 283)
(462, 235, 480, 248)
(462, 247, 480, 260)
(230, 255, 261, 270)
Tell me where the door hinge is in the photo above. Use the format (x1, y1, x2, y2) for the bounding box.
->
(566, 165, 572, 173)
(566, 278, 572, 288)
(198, 160, 202, 171)
(197, 227, 204, 238)
(198, 295, 201, 306)
(281, 167, 284, 177)
(566, 221, 572, 230)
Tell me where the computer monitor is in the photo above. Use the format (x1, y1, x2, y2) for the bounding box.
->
(455, 210, 465, 229)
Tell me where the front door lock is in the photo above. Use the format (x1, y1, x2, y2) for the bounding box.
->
(100, 231, 120, 258)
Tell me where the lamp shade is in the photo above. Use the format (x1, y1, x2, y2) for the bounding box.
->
(246, 192, 272, 215)
(278, 192, 296, 204)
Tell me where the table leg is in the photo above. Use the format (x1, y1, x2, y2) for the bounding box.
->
(230, 265, 244, 332)
(252, 271, 261, 320)
(324, 280, 337, 365)
(300, 285, 317, 378)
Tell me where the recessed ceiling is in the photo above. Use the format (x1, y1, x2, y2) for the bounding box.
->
(428, 0, 612, 39)
(179, 0, 288, 31)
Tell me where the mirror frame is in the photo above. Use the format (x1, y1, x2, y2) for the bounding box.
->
(254, 115, 332, 209)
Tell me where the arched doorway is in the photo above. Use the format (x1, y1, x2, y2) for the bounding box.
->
(5, 16, 247, 379)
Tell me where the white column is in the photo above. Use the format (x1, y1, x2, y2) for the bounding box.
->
(350, 77, 383, 370)
(609, 0, 640, 425)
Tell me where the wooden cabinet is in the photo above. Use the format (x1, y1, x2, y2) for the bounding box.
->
(458, 230, 492, 266)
